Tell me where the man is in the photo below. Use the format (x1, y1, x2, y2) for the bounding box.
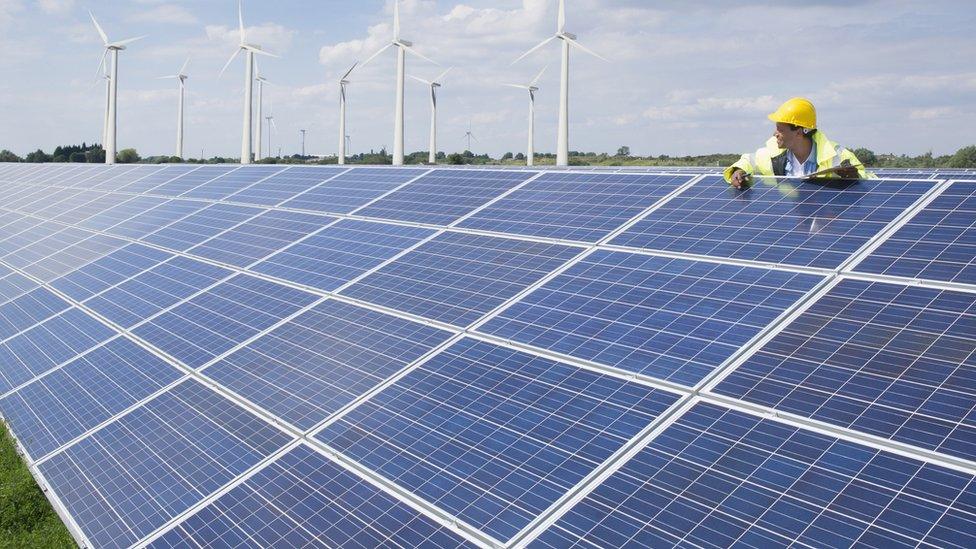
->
(725, 97, 870, 188)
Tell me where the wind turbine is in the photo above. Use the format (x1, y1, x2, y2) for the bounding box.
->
(265, 97, 277, 159)
(94, 64, 111, 149)
(90, 12, 146, 165)
(361, 0, 437, 166)
(158, 58, 190, 159)
(514, 0, 605, 166)
(337, 62, 357, 165)
(409, 67, 451, 165)
(255, 60, 271, 160)
(503, 65, 547, 166)
(220, 0, 277, 165)
(463, 120, 477, 152)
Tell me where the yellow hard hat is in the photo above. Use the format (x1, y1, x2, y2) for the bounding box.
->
(768, 97, 817, 129)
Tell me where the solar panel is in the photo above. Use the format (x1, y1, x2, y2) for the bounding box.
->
(118, 164, 199, 194)
(181, 166, 286, 200)
(149, 444, 471, 549)
(251, 219, 436, 292)
(281, 167, 427, 214)
(50, 243, 173, 301)
(0, 287, 70, 340)
(354, 169, 531, 225)
(315, 337, 681, 543)
(202, 299, 454, 431)
(610, 176, 935, 269)
(77, 195, 168, 232)
(226, 166, 343, 206)
(141, 203, 261, 251)
(90, 165, 165, 192)
(457, 172, 694, 242)
(38, 378, 294, 548)
(340, 231, 582, 327)
(534, 401, 976, 549)
(149, 165, 238, 197)
(131, 273, 318, 368)
(712, 278, 976, 461)
(479, 250, 824, 386)
(854, 181, 976, 285)
(103, 199, 204, 239)
(187, 209, 333, 268)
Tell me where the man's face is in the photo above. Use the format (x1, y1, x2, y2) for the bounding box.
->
(773, 122, 804, 149)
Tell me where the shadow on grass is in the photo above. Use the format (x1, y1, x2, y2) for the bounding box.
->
(1, 423, 75, 549)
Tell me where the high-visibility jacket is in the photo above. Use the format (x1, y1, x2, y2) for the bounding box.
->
(723, 131, 872, 183)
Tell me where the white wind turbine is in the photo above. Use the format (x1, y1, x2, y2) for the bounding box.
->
(264, 97, 278, 159)
(157, 58, 190, 159)
(361, 0, 437, 166)
(337, 62, 358, 165)
(96, 64, 110, 149)
(409, 67, 452, 165)
(503, 65, 547, 166)
(514, 0, 605, 166)
(463, 120, 477, 152)
(255, 60, 272, 160)
(219, 0, 277, 165)
(90, 12, 146, 165)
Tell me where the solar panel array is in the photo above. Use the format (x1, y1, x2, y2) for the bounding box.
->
(0, 162, 973, 549)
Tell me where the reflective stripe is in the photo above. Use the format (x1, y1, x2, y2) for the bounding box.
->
(831, 144, 844, 168)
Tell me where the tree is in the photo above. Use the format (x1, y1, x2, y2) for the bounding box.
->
(447, 153, 465, 165)
(852, 148, 877, 166)
(0, 150, 22, 162)
(501, 152, 513, 160)
(69, 152, 87, 163)
(25, 149, 50, 163)
(949, 145, 976, 168)
(617, 146, 630, 157)
(514, 152, 525, 161)
(116, 148, 141, 163)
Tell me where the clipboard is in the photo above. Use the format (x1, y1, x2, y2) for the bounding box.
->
(802, 163, 864, 180)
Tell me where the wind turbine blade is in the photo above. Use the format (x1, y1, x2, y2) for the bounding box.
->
(247, 46, 279, 58)
(407, 75, 430, 85)
(340, 61, 359, 81)
(360, 43, 393, 68)
(89, 11, 108, 45)
(238, 0, 246, 42)
(156, 75, 179, 79)
(179, 57, 190, 76)
(513, 36, 556, 64)
(434, 66, 452, 83)
(271, 118, 278, 132)
(401, 44, 438, 65)
(471, 133, 479, 142)
(530, 64, 548, 86)
(565, 37, 608, 61)
(502, 83, 530, 89)
(557, 0, 566, 34)
(218, 48, 241, 78)
(95, 49, 109, 81)
(110, 35, 148, 48)
(393, 0, 400, 40)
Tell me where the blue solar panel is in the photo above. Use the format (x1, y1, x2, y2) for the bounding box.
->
(0, 308, 116, 395)
(50, 243, 173, 302)
(106, 199, 205, 239)
(31, 189, 104, 218)
(3, 226, 90, 269)
(181, 166, 286, 200)
(0, 287, 70, 340)
(281, 167, 427, 214)
(77, 195, 167, 232)
(355, 169, 531, 225)
(610, 176, 935, 269)
(855, 181, 976, 285)
(251, 219, 435, 292)
(203, 299, 453, 431)
(0, 270, 36, 306)
(38, 379, 293, 548)
(90, 165, 164, 192)
(118, 164, 199, 194)
(141, 203, 261, 251)
(480, 251, 824, 386)
(458, 172, 693, 242)
(0, 336, 183, 460)
(52, 192, 131, 226)
(149, 165, 238, 197)
(85, 256, 231, 328)
(188, 210, 332, 268)
(150, 444, 471, 549)
(341, 231, 581, 327)
(228, 166, 344, 206)
(316, 337, 680, 542)
(132, 274, 318, 368)
(714, 278, 976, 461)
(18, 233, 126, 282)
(533, 402, 976, 549)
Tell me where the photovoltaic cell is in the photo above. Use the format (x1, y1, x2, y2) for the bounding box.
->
(0, 269, 37, 305)
(149, 165, 238, 197)
(118, 164, 199, 194)
(50, 243, 173, 302)
(281, 167, 427, 214)
(188, 210, 333, 268)
(0, 287, 70, 340)
(203, 299, 453, 431)
(480, 251, 824, 386)
(181, 166, 286, 200)
(251, 219, 435, 292)
(150, 444, 472, 549)
(52, 192, 131, 226)
(77, 195, 167, 232)
(855, 181, 976, 285)
(84, 256, 231, 328)
(141, 203, 262, 251)
(610, 176, 935, 269)
(533, 402, 976, 549)
(455, 172, 692, 242)
(105, 199, 205, 240)
(19, 234, 126, 283)
(341, 231, 581, 327)
(316, 337, 680, 542)
(0, 336, 183, 460)
(228, 166, 344, 206)
(38, 379, 293, 548)
(355, 169, 531, 225)
(713, 278, 976, 461)
(132, 274, 318, 368)
(90, 165, 164, 192)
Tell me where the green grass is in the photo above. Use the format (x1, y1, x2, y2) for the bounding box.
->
(0, 423, 75, 549)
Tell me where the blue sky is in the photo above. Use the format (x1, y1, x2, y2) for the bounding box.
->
(0, 0, 974, 159)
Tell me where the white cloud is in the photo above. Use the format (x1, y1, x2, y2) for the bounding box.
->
(37, 0, 72, 15)
(206, 22, 296, 55)
(643, 95, 778, 121)
(128, 4, 199, 26)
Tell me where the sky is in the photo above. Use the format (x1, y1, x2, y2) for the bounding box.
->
(0, 0, 974, 159)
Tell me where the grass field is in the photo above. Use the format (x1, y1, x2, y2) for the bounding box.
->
(0, 423, 75, 548)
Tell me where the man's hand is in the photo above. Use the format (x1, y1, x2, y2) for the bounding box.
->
(729, 169, 749, 189)
(835, 159, 860, 179)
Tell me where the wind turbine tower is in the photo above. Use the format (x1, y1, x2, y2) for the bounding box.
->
(409, 68, 451, 164)
(337, 62, 357, 165)
(515, 0, 605, 166)
(255, 62, 271, 160)
(158, 58, 190, 159)
(503, 66, 547, 166)
(90, 12, 146, 165)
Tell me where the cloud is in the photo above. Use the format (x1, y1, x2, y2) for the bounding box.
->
(128, 4, 199, 26)
(909, 107, 955, 120)
(37, 0, 72, 15)
(205, 22, 296, 55)
(643, 95, 778, 121)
